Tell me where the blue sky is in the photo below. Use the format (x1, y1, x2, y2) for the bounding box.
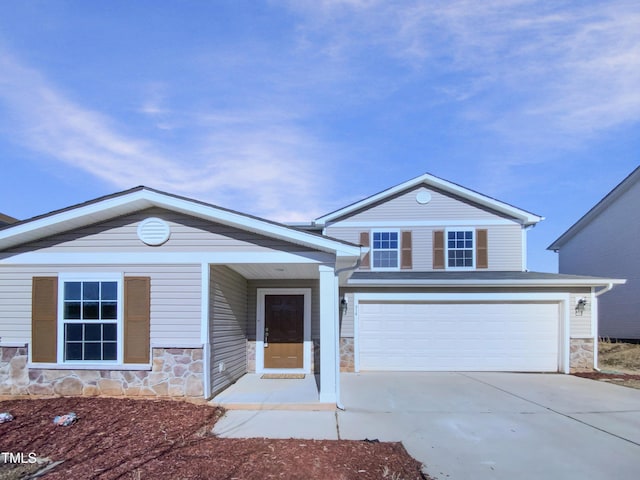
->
(0, 1, 638, 272)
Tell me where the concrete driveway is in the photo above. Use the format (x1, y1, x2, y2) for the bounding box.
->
(214, 372, 640, 479)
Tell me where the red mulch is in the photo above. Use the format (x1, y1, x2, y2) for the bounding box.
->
(574, 371, 640, 381)
(0, 398, 428, 479)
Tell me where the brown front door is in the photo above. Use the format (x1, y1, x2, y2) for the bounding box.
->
(264, 295, 304, 369)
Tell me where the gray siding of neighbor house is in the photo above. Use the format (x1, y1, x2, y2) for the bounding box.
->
(325, 187, 523, 271)
(5, 207, 313, 254)
(209, 265, 248, 397)
(558, 179, 640, 339)
(0, 264, 202, 347)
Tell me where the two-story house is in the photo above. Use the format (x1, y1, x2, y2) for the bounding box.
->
(0, 173, 623, 406)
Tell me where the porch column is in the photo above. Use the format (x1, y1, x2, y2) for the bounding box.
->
(318, 264, 338, 404)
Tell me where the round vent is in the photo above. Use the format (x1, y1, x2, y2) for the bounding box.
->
(137, 217, 171, 246)
(416, 190, 432, 204)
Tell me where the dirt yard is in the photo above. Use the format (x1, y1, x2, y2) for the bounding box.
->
(0, 397, 428, 480)
(574, 340, 640, 389)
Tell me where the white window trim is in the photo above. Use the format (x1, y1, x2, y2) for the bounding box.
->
(256, 288, 312, 374)
(57, 272, 124, 365)
(370, 229, 401, 271)
(445, 228, 475, 270)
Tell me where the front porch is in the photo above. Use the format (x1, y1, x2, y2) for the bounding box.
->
(210, 373, 335, 410)
(206, 260, 351, 406)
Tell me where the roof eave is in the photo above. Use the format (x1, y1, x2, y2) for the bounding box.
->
(548, 166, 640, 250)
(316, 172, 543, 226)
(0, 187, 361, 257)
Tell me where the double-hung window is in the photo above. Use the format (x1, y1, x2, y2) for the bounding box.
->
(60, 275, 121, 362)
(447, 230, 474, 268)
(372, 231, 399, 269)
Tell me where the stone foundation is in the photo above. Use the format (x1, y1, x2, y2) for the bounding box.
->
(570, 338, 595, 372)
(0, 346, 204, 398)
(340, 338, 354, 372)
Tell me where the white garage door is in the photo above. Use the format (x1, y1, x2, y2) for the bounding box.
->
(358, 301, 559, 372)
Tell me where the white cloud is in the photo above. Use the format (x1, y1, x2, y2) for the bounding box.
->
(0, 50, 332, 221)
(285, 0, 640, 138)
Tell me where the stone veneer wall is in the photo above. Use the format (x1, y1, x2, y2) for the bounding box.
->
(570, 338, 595, 372)
(340, 338, 355, 372)
(0, 347, 204, 398)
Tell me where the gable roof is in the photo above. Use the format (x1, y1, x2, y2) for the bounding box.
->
(548, 165, 640, 251)
(0, 186, 360, 257)
(314, 172, 543, 227)
(0, 213, 17, 227)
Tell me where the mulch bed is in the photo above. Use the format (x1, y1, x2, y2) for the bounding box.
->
(574, 371, 640, 389)
(0, 397, 428, 480)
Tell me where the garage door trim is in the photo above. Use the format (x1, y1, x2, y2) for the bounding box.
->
(353, 292, 570, 373)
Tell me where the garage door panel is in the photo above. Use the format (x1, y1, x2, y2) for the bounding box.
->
(358, 301, 559, 372)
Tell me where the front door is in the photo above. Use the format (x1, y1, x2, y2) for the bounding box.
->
(264, 295, 304, 369)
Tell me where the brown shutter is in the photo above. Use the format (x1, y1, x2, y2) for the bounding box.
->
(124, 277, 151, 364)
(359, 232, 370, 270)
(433, 230, 445, 269)
(476, 229, 488, 269)
(401, 231, 412, 269)
(31, 277, 58, 363)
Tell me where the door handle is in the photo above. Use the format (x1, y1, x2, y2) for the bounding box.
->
(264, 327, 269, 347)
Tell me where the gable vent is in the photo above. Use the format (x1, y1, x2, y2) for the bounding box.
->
(137, 217, 171, 246)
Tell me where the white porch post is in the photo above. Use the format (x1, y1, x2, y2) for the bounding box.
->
(318, 264, 338, 404)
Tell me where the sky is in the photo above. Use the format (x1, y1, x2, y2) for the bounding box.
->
(0, 0, 638, 272)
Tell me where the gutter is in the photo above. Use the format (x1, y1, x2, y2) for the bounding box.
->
(595, 282, 615, 297)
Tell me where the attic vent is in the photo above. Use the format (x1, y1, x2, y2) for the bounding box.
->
(416, 190, 431, 204)
(137, 217, 171, 246)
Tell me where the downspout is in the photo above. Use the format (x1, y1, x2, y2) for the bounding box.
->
(593, 283, 613, 372)
(333, 256, 363, 411)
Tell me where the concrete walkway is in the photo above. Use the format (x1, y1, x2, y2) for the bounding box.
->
(213, 372, 640, 480)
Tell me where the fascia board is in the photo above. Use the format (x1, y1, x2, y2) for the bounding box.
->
(316, 173, 542, 226)
(143, 191, 360, 256)
(0, 189, 361, 257)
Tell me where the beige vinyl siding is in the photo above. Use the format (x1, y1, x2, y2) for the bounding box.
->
(335, 187, 505, 222)
(0, 264, 201, 346)
(210, 265, 248, 396)
(327, 224, 522, 271)
(339, 292, 355, 338)
(247, 279, 320, 341)
(7, 207, 311, 254)
(569, 290, 594, 337)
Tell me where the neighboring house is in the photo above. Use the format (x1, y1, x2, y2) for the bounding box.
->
(0, 174, 623, 404)
(549, 166, 640, 340)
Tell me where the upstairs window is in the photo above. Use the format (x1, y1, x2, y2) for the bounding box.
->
(372, 231, 399, 269)
(447, 230, 474, 268)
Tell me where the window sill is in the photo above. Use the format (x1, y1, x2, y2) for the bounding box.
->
(28, 362, 152, 371)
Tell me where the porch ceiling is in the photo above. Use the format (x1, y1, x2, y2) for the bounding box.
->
(227, 263, 321, 280)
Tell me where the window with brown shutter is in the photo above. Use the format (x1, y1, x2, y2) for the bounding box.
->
(476, 229, 488, 269)
(433, 230, 445, 269)
(124, 277, 151, 364)
(32, 277, 58, 363)
(401, 231, 412, 269)
(359, 232, 371, 270)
